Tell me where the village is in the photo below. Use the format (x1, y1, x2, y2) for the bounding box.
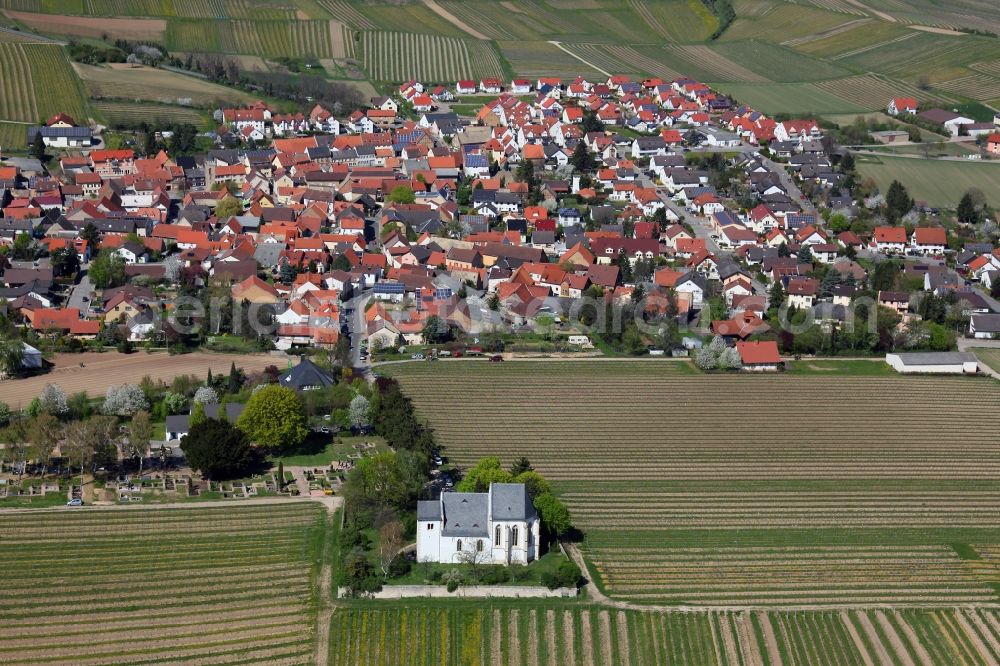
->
(2, 74, 1000, 381)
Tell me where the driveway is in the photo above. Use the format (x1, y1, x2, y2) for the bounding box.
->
(67, 269, 92, 311)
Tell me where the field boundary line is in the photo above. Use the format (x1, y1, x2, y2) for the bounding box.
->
(547, 41, 611, 77)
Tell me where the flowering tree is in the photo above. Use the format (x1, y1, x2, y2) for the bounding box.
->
(193, 386, 219, 405)
(348, 394, 370, 427)
(103, 384, 149, 416)
(39, 384, 69, 415)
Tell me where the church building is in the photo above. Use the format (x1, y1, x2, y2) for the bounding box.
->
(416, 483, 540, 565)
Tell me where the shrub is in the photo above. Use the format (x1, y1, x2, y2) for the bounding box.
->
(446, 578, 459, 593)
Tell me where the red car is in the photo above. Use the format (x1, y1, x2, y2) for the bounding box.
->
(489, 355, 504, 363)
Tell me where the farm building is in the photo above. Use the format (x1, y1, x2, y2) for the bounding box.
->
(885, 352, 979, 375)
(417, 483, 540, 566)
(27, 125, 94, 148)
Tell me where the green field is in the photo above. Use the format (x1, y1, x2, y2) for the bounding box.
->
(0, 42, 90, 124)
(0, 120, 27, 149)
(385, 360, 1000, 606)
(359, 31, 505, 83)
(857, 155, 1000, 208)
(712, 80, 868, 114)
(0, 502, 326, 664)
(93, 100, 205, 126)
(972, 348, 1000, 375)
(329, 601, 1000, 665)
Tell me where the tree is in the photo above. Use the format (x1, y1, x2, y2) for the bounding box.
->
(80, 222, 100, 247)
(50, 246, 80, 278)
(569, 140, 593, 172)
(534, 492, 572, 537)
(580, 110, 602, 134)
(353, 451, 406, 506)
(0, 338, 24, 378)
(768, 280, 785, 313)
(509, 456, 533, 476)
(515, 157, 536, 186)
(885, 180, 913, 224)
(125, 410, 154, 476)
(102, 384, 149, 416)
(348, 394, 369, 427)
(422, 315, 453, 344)
(237, 385, 307, 448)
(181, 419, 254, 479)
(514, 470, 550, 499)
(27, 413, 61, 475)
(456, 456, 513, 492)
(796, 244, 813, 265)
(387, 185, 415, 204)
(31, 130, 46, 162)
(215, 197, 244, 219)
(377, 520, 405, 577)
(193, 386, 219, 405)
(958, 191, 982, 225)
(88, 250, 127, 290)
(38, 384, 69, 416)
(0, 401, 11, 428)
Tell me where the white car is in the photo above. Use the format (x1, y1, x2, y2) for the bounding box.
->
(66, 498, 83, 507)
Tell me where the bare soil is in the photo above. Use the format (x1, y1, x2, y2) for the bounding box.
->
(4, 11, 165, 41)
(0, 351, 281, 408)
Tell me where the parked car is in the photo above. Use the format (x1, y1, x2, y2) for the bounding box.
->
(489, 355, 504, 363)
(66, 498, 83, 507)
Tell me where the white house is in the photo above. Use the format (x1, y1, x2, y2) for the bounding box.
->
(417, 483, 540, 566)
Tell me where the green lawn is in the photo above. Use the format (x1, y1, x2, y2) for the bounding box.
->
(783, 358, 896, 375)
(856, 154, 1000, 208)
(971, 348, 1000, 374)
(385, 551, 569, 587)
(270, 434, 387, 467)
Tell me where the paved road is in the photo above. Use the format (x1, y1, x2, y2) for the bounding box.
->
(758, 155, 815, 214)
(67, 269, 92, 311)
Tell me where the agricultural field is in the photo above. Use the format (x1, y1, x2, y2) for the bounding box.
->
(329, 602, 1000, 665)
(0, 120, 27, 148)
(628, 0, 718, 41)
(93, 100, 205, 126)
(359, 31, 504, 83)
(386, 360, 1000, 605)
(0, 351, 281, 408)
(164, 18, 337, 59)
(75, 62, 258, 106)
(4, 11, 167, 40)
(712, 80, 867, 114)
(711, 40, 851, 82)
(499, 41, 603, 80)
(0, 502, 326, 665)
(0, 42, 90, 124)
(856, 155, 1000, 208)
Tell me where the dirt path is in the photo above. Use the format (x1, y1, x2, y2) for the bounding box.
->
(840, 610, 878, 666)
(875, 611, 916, 666)
(736, 611, 765, 666)
(758, 612, 784, 666)
(546, 609, 558, 666)
(548, 41, 612, 78)
(421, 0, 490, 39)
(492, 609, 503, 662)
(580, 609, 596, 666)
(616, 611, 631, 666)
(969, 610, 1000, 660)
(311, 500, 339, 666)
(839, 0, 896, 22)
(718, 613, 741, 665)
(562, 610, 577, 665)
(509, 609, 522, 666)
(910, 24, 967, 36)
(598, 610, 613, 666)
(954, 611, 999, 666)
(527, 610, 539, 666)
